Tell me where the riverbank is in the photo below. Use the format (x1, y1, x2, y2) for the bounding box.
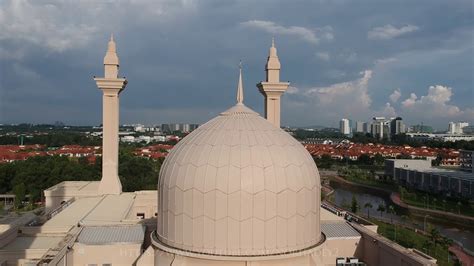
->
(328, 175, 474, 227)
(391, 192, 474, 224)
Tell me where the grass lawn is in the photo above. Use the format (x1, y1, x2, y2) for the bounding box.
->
(373, 220, 457, 266)
(400, 190, 474, 217)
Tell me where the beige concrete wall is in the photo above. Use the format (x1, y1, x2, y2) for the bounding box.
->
(311, 238, 360, 265)
(68, 243, 142, 266)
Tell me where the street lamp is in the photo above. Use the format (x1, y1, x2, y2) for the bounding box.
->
(424, 214, 430, 232)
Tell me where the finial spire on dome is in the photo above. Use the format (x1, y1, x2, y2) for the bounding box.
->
(272, 36, 275, 47)
(236, 61, 244, 104)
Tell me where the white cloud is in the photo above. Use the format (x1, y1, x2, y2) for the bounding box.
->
(286, 70, 373, 121)
(389, 88, 401, 103)
(286, 86, 299, 94)
(0, 0, 192, 53)
(0, 0, 98, 52)
(380, 102, 397, 117)
(316, 52, 330, 61)
(400, 85, 468, 118)
(368, 24, 419, 40)
(241, 20, 333, 44)
(401, 93, 418, 107)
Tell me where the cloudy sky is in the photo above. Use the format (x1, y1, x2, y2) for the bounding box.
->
(0, 0, 473, 130)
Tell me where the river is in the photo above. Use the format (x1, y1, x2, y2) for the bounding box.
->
(329, 182, 474, 253)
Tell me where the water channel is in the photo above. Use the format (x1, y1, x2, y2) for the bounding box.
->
(329, 181, 474, 253)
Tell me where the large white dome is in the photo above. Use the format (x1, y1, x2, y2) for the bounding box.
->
(157, 103, 321, 257)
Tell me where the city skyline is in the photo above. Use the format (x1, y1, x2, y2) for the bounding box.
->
(0, 0, 473, 129)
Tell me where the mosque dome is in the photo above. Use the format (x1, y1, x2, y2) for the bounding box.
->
(156, 69, 321, 258)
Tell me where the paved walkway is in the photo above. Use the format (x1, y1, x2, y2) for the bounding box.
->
(449, 244, 474, 266)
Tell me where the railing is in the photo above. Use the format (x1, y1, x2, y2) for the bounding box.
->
(46, 198, 75, 220)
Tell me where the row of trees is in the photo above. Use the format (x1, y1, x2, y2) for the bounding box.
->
(0, 133, 101, 146)
(350, 195, 396, 221)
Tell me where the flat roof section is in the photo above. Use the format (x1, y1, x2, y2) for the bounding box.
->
(80, 193, 135, 226)
(1, 236, 63, 251)
(321, 222, 361, 239)
(320, 207, 344, 222)
(43, 197, 104, 229)
(76, 225, 145, 245)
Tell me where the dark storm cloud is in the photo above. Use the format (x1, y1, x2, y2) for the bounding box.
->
(0, 0, 472, 129)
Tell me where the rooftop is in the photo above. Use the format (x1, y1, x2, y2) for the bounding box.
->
(1, 236, 64, 251)
(77, 225, 145, 245)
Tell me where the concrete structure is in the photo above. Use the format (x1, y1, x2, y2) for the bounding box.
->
(385, 159, 474, 200)
(257, 39, 290, 128)
(0, 38, 438, 266)
(460, 150, 474, 173)
(448, 121, 469, 134)
(406, 133, 474, 142)
(390, 117, 405, 137)
(355, 121, 367, 133)
(340, 118, 351, 135)
(94, 35, 127, 195)
(371, 117, 387, 139)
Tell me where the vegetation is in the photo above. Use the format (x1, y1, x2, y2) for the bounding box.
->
(399, 187, 474, 217)
(315, 154, 385, 171)
(377, 204, 386, 217)
(337, 166, 397, 191)
(351, 194, 359, 213)
(0, 132, 101, 146)
(0, 148, 162, 206)
(374, 220, 457, 266)
(364, 202, 373, 218)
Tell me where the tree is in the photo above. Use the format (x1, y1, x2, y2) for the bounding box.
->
(374, 153, 385, 165)
(377, 204, 386, 217)
(388, 205, 395, 223)
(351, 195, 359, 213)
(429, 227, 441, 249)
(364, 202, 373, 218)
(13, 183, 26, 209)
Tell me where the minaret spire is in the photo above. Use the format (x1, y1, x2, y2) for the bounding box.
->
(237, 61, 244, 104)
(104, 34, 119, 78)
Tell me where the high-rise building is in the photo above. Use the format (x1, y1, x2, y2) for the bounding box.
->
(340, 118, 351, 135)
(355, 121, 366, 133)
(371, 117, 386, 139)
(390, 117, 405, 137)
(448, 121, 469, 134)
(409, 124, 433, 133)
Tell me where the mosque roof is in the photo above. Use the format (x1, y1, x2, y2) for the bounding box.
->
(156, 68, 322, 257)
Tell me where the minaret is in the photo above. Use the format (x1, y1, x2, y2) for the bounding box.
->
(94, 35, 127, 195)
(257, 38, 290, 128)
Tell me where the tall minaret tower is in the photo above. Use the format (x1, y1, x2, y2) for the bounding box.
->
(94, 35, 127, 195)
(257, 38, 290, 128)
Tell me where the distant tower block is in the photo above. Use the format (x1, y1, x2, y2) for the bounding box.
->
(257, 38, 290, 128)
(94, 35, 127, 195)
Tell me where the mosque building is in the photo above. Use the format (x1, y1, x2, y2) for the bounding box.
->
(0, 37, 437, 266)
